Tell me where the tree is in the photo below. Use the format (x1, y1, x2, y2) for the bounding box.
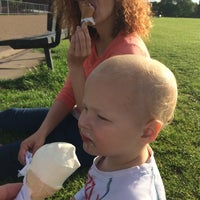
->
(151, 0, 199, 17)
(0, 0, 2, 13)
(159, 0, 178, 17)
(195, 1, 200, 17)
(176, 0, 196, 17)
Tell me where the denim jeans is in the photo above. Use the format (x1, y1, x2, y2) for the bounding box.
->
(0, 108, 94, 180)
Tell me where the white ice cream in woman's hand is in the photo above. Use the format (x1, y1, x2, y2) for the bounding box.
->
(28, 142, 80, 190)
(15, 142, 80, 200)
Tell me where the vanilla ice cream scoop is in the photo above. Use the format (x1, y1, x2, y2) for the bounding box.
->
(27, 142, 80, 190)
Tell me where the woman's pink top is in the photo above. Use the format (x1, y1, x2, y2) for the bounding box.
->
(55, 32, 150, 110)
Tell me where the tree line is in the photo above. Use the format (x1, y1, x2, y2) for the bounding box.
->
(151, 0, 200, 18)
(4, 0, 200, 18)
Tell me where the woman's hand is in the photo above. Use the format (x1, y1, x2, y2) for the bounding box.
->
(67, 25, 91, 69)
(0, 183, 22, 200)
(18, 101, 71, 165)
(18, 130, 46, 165)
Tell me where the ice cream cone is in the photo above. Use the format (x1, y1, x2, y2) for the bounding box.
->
(16, 143, 80, 200)
(79, 0, 95, 26)
(28, 142, 80, 190)
(26, 169, 57, 200)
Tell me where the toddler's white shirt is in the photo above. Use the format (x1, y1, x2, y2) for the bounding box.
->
(74, 153, 166, 200)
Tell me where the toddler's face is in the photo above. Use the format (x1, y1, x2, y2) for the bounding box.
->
(78, 75, 144, 158)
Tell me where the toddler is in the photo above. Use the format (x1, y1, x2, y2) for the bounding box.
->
(73, 54, 177, 200)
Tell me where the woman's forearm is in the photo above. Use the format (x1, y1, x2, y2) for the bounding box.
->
(67, 26, 91, 111)
(38, 100, 71, 138)
(69, 67, 86, 111)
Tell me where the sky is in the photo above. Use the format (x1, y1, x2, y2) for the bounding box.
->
(152, 0, 199, 2)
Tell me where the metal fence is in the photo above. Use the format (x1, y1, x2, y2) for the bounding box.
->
(0, 0, 49, 14)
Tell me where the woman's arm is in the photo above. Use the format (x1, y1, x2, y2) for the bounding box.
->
(69, 66, 86, 111)
(67, 26, 91, 110)
(0, 183, 22, 200)
(36, 100, 71, 138)
(18, 100, 71, 165)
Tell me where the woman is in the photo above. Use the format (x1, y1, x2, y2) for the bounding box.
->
(0, 0, 152, 180)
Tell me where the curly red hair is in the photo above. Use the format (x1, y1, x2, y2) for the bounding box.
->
(52, 0, 152, 38)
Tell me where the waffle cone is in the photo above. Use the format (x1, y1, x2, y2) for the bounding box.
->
(26, 169, 58, 200)
(79, 0, 95, 26)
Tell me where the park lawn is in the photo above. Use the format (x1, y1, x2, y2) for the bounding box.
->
(146, 17, 200, 200)
(0, 17, 200, 199)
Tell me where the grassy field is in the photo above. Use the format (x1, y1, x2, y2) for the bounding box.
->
(0, 18, 200, 199)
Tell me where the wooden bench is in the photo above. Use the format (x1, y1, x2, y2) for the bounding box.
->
(0, 0, 69, 69)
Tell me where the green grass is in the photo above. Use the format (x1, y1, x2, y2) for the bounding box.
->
(0, 17, 200, 199)
(146, 18, 200, 200)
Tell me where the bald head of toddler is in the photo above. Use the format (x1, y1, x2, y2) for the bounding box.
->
(86, 55, 177, 130)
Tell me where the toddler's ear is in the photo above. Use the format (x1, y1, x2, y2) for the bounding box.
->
(141, 120, 163, 143)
